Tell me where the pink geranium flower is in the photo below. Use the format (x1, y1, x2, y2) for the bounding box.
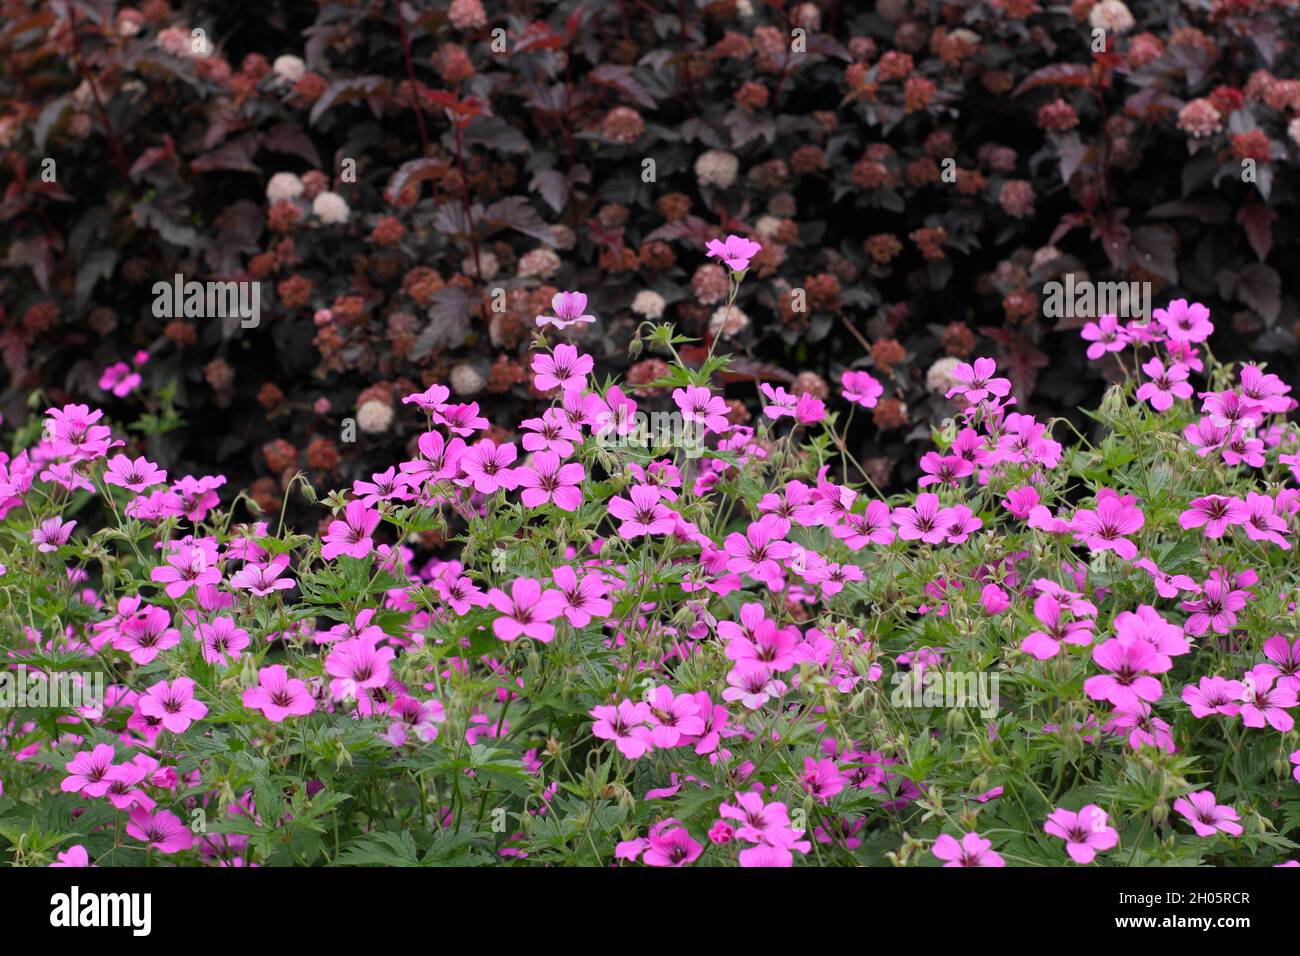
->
(1179, 495, 1249, 538)
(802, 756, 846, 803)
(353, 467, 413, 507)
(1136, 357, 1192, 411)
(641, 821, 704, 867)
(758, 383, 797, 419)
(1020, 592, 1095, 660)
(590, 699, 654, 759)
(945, 357, 1011, 404)
(171, 474, 226, 521)
(536, 290, 596, 329)
(1002, 485, 1040, 520)
(1133, 557, 1200, 599)
(385, 696, 446, 745)
(196, 616, 250, 665)
(833, 500, 895, 550)
(1261, 635, 1300, 693)
(1071, 488, 1144, 560)
(719, 791, 790, 842)
(550, 566, 612, 627)
(102, 759, 154, 812)
(1084, 636, 1170, 710)
(645, 686, 705, 748)
(1239, 665, 1297, 732)
(1081, 315, 1128, 360)
(1180, 575, 1250, 636)
(104, 455, 167, 493)
(62, 744, 118, 797)
(457, 440, 519, 495)
(486, 577, 566, 642)
(126, 807, 194, 854)
(841, 370, 883, 409)
(324, 636, 395, 701)
(1114, 604, 1189, 664)
(722, 660, 787, 709)
(941, 504, 982, 544)
(1044, 805, 1119, 864)
(932, 832, 1004, 867)
(44, 404, 118, 461)
(704, 234, 762, 271)
(672, 385, 730, 434)
(50, 845, 92, 867)
(981, 583, 1010, 614)
(724, 520, 793, 588)
(32, 517, 76, 552)
(229, 553, 295, 595)
(433, 402, 489, 436)
(608, 484, 675, 539)
(150, 543, 221, 598)
(723, 611, 800, 672)
(243, 664, 316, 722)
(432, 567, 488, 616)
(1242, 492, 1290, 549)
(1154, 298, 1213, 344)
(99, 361, 141, 397)
(516, 451, 584, 511)
(1173, 790, 1241, 837)
(1239, 364, 1293, 414)
(138, 677, 208, 734)
(892, 493, 951, 545)
(918, 452, 973, 488)
(401, 383, 450, 411)
(113, 605, 181, 665)
(321, 500, 381, 560)
(1182, 675, 1245, 718)
(532, 344, 593, 393)
(520, 408, 582, 457)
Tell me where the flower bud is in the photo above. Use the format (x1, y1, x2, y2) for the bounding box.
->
(1151, 801, 1168, 826)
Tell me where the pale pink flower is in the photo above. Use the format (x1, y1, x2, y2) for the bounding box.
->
(945, 357, 1011, 404)
(536, 291, 596, 329)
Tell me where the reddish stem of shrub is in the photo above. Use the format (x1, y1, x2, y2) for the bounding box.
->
(396, 6, 430, 156)
(453, 124, 483, 283)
